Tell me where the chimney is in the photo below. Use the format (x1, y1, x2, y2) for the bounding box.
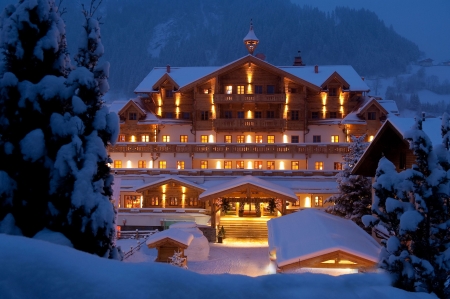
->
(166, 64, 170, 73)
(293, 50, 305, 66)
(314, 65, 318, 73)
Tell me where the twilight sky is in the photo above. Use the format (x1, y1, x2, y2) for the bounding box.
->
(291, 0, 450, 63)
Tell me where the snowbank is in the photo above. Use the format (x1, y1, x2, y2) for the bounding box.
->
(169, 222, 209, 261)
(0, 234, 437, 299)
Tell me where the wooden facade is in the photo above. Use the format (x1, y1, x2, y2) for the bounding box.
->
(147, 237, 188, 266)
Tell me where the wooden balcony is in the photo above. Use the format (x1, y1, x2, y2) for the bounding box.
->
(213, 118, 286, 132)
(108, 142, 350, 156)
(213, 94, 286, 103)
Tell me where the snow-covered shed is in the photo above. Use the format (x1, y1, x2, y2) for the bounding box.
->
(146, 229, 193, 266)
(267, 209, 380, 274)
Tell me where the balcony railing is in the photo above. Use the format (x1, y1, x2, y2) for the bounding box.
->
(213, 118, 286, 132)
(108, 142, 350, 155)
(213, 94, 286, 103)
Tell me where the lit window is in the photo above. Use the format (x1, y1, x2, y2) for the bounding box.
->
(129, 112, 137, 120)
(331, 135, 339, 143)
(226, 85, 233, 94)
(237, 135, 245, 143)
(124, 195, 140, 208)
(169, 197, 178, 206)
(369, 135, 374, 142)
(162, 135, 170, 142)
(200, 160, 208, 169)
(255, 135, 263, 143)
(138, 160, 146, 168)
(177, 161, 185, 169)
(237, 85, 245, 94)
(141, 135, 150, 142)
(224, 161, 232, 169)
(291, 136, 299, 143)
(334, 162, 342, 170)
(313, 135, 321, 143)
(201, 135, 208, 143)
(113, 160, 122, 168)
(118, 134, 126, 142)
(150, 197, 159, 206)
(368, 112, 376, 120)
(254, 161, 263, 169)
(130, 135, 136, 142)
(291, 161, 299, 170)
(315, 161, 323, 170)
(267, 135, 275, 143)
(255, 85, 263, 94)
(203, 89, 210, 94)
(224, 135, 232, 143)
(159, 161, 166, 169)
(236, 161, 244, 169)
(187, 197, 198, 206)
(180, 135, 188, 143)
(267, 161, 275, 170)
(314, 196, 323, 207)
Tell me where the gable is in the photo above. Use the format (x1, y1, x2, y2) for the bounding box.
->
(117, 100, 147, 119)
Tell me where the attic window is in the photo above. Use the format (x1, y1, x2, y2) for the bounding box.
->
(329, 88, 337, 96)
(129, 112, 137, 120)
(166, 89, 173, 98)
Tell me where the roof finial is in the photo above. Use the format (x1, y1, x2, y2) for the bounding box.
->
(243, 19, 259, 55)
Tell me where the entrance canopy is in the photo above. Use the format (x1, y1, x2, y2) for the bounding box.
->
(199, 175, 298, 202)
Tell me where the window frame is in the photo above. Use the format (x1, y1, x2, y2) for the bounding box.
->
(315, 161, 324, 170)
(313, 135, 321, 143)
(162, 135, 170, 142)
(200, 135, 208, 143)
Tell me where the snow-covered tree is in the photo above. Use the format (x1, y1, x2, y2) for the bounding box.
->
(169, 250, 187, 269)
(325, 135, 371, 229)
(363, 118, 450, 298)
(0, 0, 70, 237)
(48, 0, 120, 258)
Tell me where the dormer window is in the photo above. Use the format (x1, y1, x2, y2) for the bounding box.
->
(368, 112, 376, 120)
(129, 112, 137, 120)
(329, 88, 337, 96)
(166, 89, 173, 98)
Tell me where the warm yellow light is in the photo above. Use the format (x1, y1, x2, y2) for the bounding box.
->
(140, 196, 143, 208)
(340, 105, 344, 115)
(175, 93, 180, 106)
(247, 161, 252, 169)
(149, 160, 153, 169)
(322, 105, 327, 118)
(283, 135, 288, 143)
(209, 134, 214, 143)
(131, 135, 136, 142)
(339, 92, 344, 106)
(211, 104, 216, 118)
(246, 135, 252, 143)
(162, 194, 166, 208)
(162, 185, 166, 194)
(127, 160, 132, 168)
(280, 162, 285, 170)
(182, 194, 186, 207)
(182, 186, 186, 194)
(247, 110, 252, 119)
(284, 105, 288, 118)
(176, 106, 180, 118)
(369, 135, 374, 141)
(216, 161, 221, 169)
(247, 84, 252, 94)
(157, 94, 162, 106)
(157, 107, 162, 116)
(305, 196, 311, 208)
(321, 92, 327, 106)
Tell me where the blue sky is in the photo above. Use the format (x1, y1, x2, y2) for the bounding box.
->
(291, 0, 450, 62)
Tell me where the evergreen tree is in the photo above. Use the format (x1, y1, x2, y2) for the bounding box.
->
(325, 135, 371, 230)
(48, 0, 120, 258)
(0, 0, 70, 237)
(363, 118, 450, 298)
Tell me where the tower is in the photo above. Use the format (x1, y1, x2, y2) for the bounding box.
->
(243, 20, 259, 55)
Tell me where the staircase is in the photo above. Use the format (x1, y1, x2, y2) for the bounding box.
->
(218, 217, 269, 238)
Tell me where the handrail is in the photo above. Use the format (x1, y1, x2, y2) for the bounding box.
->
(122, 229, 159, 260)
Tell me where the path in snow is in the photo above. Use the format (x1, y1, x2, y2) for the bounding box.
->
(118, 237, 274, 277)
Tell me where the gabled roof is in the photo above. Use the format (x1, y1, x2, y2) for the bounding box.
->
(146, 229, 193, 248)
(136, 175, 206, 193)
(356, 97, 389, 117)
(110, 98, 161, 124)
(198, 175, 298, 202)
(117, 98, 147, 117)
(341, 96, 397, 125)
(151, 73, 180, 90)
(267, 209, 380, 268)
(319, 71, 349, 89)
(134, 55, 370, 94)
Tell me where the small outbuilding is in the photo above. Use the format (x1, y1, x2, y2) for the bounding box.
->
(146, 229, 194, 267)
(267, 209, 380, 275)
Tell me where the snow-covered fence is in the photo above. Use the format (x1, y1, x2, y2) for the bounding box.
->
(122, 229, 159, 260)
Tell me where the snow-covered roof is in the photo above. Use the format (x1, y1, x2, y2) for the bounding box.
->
(243, 25, 259, 42)
(146, 228, 194, 247)
(387, 115, 443, 146)
(136, 175, 206, 192)
(378, 100, 399, 115)
(109, 99, 162, 124)
(267, 209, 380, 268)
(198, 175, 298, 201)
(134, 57, 369, 93)
(279, 65, 370, 91)
(135, 66, 220, 93)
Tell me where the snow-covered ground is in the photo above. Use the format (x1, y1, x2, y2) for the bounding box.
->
(0, 233, 438, 299)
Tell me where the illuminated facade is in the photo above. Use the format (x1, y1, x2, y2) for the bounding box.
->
(108, 24, 398, 231)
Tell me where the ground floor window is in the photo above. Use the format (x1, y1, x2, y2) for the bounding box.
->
(138, 160, 146, 168)
(334, 162, 342, 170)
(237, 135, 245, 143)
(114, 160, 122, 168)
(177, 161, 185, 169)
(254, 161, 263, 169)
(291, 161, 299, 170)
(125, 195, 140, 208)
(187, 197, 198, 206)
(314, 196, 323, 207)
(315, 161, 323, 170)
(200, 160, 208, 169)
(159, 161, 166, 169)
(236, 161, 244, 169)
(224, 161, 232, 169)
(267, 161, 275, 170)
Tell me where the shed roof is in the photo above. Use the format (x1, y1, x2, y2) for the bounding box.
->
(267, 209, 380, 268)
(146, 229, 193, 248)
